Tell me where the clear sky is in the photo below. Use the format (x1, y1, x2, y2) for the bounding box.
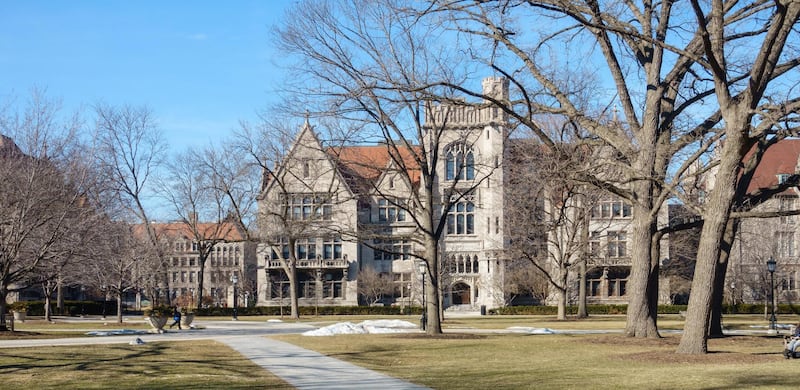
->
(1, 1, 294, 150)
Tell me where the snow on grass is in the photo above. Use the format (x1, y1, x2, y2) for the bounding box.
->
(303, 319, 419, 336)
(506, 326, 556, 334)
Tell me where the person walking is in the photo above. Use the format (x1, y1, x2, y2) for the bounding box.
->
(169, 307, 182, 330)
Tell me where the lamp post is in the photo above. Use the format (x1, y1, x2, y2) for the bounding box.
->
(418, 262, 427, 331)
(231, 274, 239, 321)
(767, 257, 777, 333)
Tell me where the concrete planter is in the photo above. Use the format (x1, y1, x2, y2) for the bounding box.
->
(145, 315, 168, 332)
(180, 313, 195, 328)
(12, 311, 26, 322)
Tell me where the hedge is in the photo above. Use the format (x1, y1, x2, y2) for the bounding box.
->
(195, 305, 422, 317)
(489, 303, 800, 316)
(8, 301, 800, 317)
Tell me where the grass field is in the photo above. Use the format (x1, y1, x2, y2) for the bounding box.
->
(0, 340, 291, 389)
(2, 314, 799, 389)
(277, 332, 794, 389)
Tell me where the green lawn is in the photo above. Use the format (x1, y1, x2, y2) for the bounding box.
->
(0, 340, 291, 389)
(2, 314, 798, 389)
(277, 332, 794, 389)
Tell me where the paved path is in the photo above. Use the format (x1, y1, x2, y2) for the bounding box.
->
(219, 335, 428, 389)
(1, 317, 429, 390)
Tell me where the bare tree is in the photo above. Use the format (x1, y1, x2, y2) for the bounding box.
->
(94, 103, 169, 307)
(413, 1, 799, 349)
(276, 0, 502, 334)
(357, 267, 394, 305)
(502, 259, 548, 306)
(0, 92, 97, 329)
(674, 1, 800, 354)
(240, 118, 356, 319)
(162, 148, 240, 309)
(83, 221, 154, 323)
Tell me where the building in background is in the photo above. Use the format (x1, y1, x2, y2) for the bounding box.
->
(149, 222, 257, 308)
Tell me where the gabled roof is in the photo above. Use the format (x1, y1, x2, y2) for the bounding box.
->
(745, 139, 800, 194)
(0, 134, 25, 158)
(135, 222, 244, 242)
(328, 144, 422, 188)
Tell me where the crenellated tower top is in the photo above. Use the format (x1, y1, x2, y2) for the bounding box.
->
(424, 77, 509, 128)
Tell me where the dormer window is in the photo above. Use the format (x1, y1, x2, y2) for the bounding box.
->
(778, 174, 791, 184)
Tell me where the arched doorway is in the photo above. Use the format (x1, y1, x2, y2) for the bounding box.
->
(451, 282, 471, 305)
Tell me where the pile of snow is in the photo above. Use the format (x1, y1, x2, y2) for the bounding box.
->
(506, 326, 556, 334)
(86, 329, 148, 336)
(303, 319, 418, 336)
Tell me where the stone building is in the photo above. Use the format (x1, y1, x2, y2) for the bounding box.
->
(255, 77, 646, 310)
(256, 77, 511, 310)
(724, 140, 800, 305)
(149, 222, 257, 308)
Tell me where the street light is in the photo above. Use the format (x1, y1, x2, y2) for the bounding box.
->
(230, 274, 239, 321)
(418, 262, 427, 331)
(767, 257, 777, 332)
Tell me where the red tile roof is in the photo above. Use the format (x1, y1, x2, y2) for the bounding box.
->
(328, 144, 422, 187)
(135, 222, 244, 242)
(745, 139, 800, 193)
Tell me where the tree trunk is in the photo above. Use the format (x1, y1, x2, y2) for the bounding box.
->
(557, 288, 567, 320)
(116, 293, 123, 324)
(0, 289, 8, 331)
(197, 253, 207, 310)
(289, 260, 299, 319)
(44, 293, 52, 322)
(423, 238, 443, 334)
(578, 207, 589, 318)
(677, 132, 747, 354)
(577, 234, 588, 318)
(557, 267, 568, 320)
(625, 203, 660, 338)
(709, 220, 736, 338)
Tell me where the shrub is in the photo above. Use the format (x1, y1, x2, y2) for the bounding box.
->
(8, 301, 30, 313)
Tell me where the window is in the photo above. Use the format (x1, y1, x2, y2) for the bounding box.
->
(591, 198, 632, 219)
(778, 173, 791, 184)
(378, 198, 406, 222)
(323, 237, 343, 260)
(296, 238, 317, 260)
(392, 273, 412, 299)
(448, 254, 479, 274)
(284, 194, 333, 221)
(321, 271, 344, 298)
(589, 231, 601, 256)
(374, 239, 412, 261)
(776, 231, 794, 257)
(780, 196, 796, 224)
(447, 201, 475, 235)
(607, 231, 627, 258)
(445, 144, 475, 181)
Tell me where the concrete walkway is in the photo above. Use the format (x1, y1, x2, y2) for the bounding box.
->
(1, 317, 430, 390)
(218, 335, 429, 389)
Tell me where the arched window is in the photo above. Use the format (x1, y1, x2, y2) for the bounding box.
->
(445, 144, 475, 181)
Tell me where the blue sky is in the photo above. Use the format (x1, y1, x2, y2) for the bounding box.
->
(1, 1, 294, 150)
